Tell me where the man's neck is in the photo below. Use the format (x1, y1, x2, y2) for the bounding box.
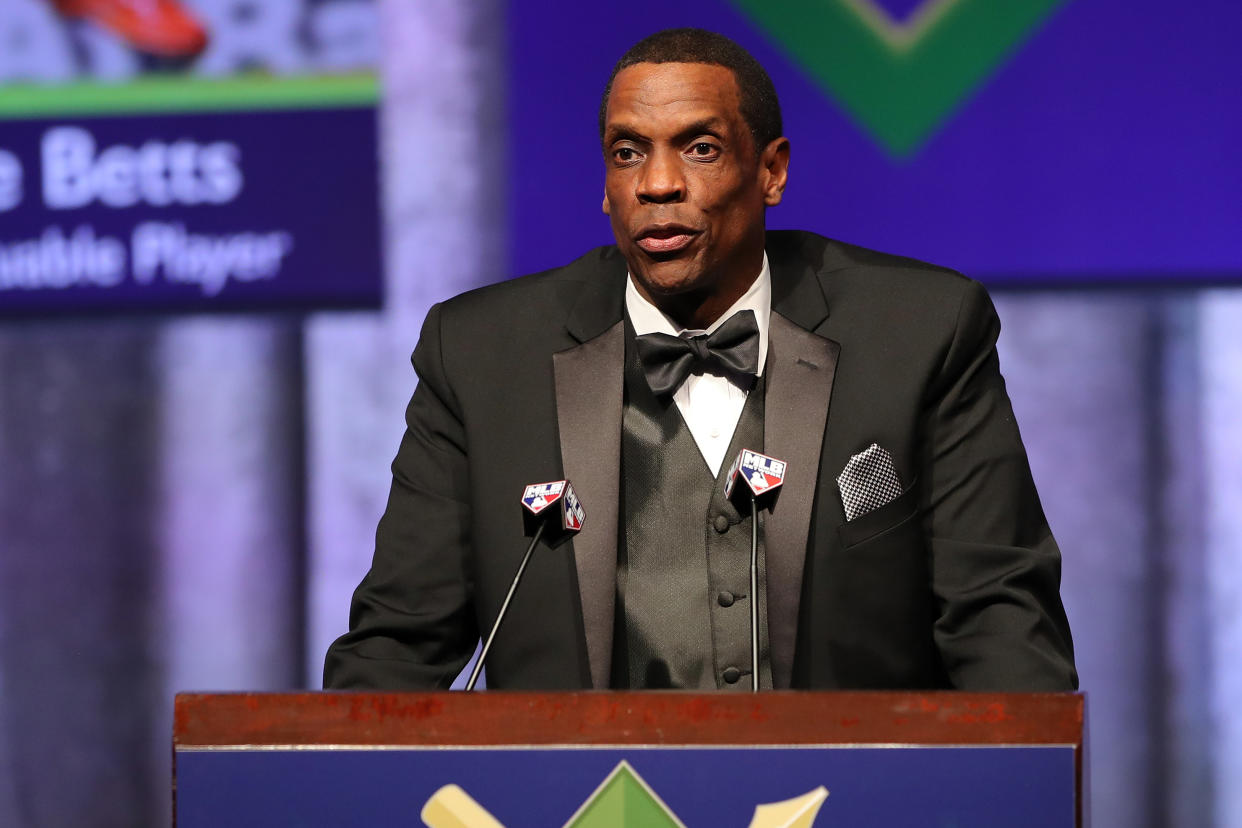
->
(644, 261, 767, 331)
(656, 290, 748, 331)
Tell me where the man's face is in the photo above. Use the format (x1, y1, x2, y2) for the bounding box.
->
(602, 62, 788, 327)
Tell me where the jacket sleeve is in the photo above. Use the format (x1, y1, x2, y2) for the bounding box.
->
(924, 279, 1078, 690)
(323, 302, 479, 689)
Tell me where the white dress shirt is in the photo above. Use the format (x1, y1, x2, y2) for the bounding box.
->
(625, 254, 771, 476)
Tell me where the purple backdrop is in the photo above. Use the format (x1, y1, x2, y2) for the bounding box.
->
(507, 0, 1242, 283)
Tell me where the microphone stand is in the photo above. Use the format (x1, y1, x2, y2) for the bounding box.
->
(464, 521, 546, 691)
(750, 496, 759, 693)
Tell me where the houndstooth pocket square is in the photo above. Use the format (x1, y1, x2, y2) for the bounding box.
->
(836, 443, 903, 521)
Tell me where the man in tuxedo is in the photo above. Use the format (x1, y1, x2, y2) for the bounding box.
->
(324, 28, 1077, 692)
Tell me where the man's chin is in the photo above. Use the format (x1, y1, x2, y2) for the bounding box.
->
(633, 277, 707, 308)
(629, 257, 709, 298)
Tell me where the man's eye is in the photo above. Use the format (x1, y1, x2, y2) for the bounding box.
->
(688, 142, 719, 158)
(614, 147, 639, 163)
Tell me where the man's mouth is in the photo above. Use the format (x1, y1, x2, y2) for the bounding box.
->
(636, 225, 699, 255)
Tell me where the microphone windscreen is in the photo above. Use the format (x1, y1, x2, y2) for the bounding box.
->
(520, 479, 585, 544)
(724, 449, 787, 506)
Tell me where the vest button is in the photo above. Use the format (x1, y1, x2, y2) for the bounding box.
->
(717, 591, 735, 607)
(713, 514, 730, 533)
(722, 667, 742, 684)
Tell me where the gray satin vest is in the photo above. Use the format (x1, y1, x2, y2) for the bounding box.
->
(612, 324, 771, 689)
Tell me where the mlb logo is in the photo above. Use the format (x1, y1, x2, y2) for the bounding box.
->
(747, 467, 776, 492)
(562, 482, 585, 531)
(522, 480, 566, 515)
(743, 450, 786, 493)
(727, 449, 787, 501)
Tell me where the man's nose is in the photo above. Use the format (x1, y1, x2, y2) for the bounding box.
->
(637, 150, 685, 204)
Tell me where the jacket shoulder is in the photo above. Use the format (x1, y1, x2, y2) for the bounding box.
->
(771, 230, 969, 289)
(772, 230, 987, 322)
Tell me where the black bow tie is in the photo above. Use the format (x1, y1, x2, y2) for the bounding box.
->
(635, 309, 760, 397)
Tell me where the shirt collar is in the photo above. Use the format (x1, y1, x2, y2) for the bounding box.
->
(624, 252, 771, 375)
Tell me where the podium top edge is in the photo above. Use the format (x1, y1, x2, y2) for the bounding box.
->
(173, 691, 1084, 749)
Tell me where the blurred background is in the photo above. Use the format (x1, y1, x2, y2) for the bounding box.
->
(1, 0, 1240, 825)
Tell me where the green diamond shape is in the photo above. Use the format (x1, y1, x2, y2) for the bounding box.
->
(727, 0, 1070, 157)
(564, 761, 686, 828)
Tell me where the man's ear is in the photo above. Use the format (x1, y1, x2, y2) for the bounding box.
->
(602, 190, 611, 215)
(759, 137, 790, 207)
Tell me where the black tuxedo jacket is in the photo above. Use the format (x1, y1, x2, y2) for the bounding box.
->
(324, 231, 1077, 691)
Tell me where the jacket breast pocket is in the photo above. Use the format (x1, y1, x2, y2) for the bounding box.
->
(836, 480, 920, 549)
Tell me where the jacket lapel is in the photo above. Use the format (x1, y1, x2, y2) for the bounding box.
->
(764, 244, 839, 689)
(553, 256, 627, 688)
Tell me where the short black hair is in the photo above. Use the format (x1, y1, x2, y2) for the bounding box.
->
(599, 28, 783, 155)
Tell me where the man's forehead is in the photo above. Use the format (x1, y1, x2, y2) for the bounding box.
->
(604, 62, 743, 132)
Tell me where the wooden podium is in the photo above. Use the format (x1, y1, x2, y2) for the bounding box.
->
(174, 691, 1084, 827)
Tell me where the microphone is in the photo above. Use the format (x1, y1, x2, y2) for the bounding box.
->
(464, 480, 585, 691)
(724, 448, 787, 507)
(519, 479, 585, 543)
(723, 449, 787, 692)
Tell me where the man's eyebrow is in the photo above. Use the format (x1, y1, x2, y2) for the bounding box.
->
(603, 124, 649, 145)
(672, 118, 728, 141)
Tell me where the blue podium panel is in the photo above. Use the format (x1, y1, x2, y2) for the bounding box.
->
(176, 743, 1076, 827)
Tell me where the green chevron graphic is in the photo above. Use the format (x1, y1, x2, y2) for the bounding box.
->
(565, 761, 686, 827)
(727, 0, 1069, 157)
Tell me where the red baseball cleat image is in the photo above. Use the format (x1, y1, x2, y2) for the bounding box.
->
(50, 0, 210, 59)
